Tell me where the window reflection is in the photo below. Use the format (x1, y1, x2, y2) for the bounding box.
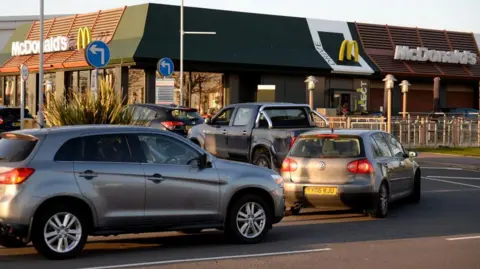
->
(4, 76, 16, 106)
(79, 71, 89, 93)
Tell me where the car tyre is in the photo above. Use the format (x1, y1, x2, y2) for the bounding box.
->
(368, 182, 389, 219)
(0, 236, 27, 248)
(31, 205, 89, 260)
(225, 194, 272, 244)
(406, 171, 421, 204)
(253, 151, 272, 169)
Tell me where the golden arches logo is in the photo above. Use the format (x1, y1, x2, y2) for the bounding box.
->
(339, 40, 359, 62)
(77, 27, 92, 50)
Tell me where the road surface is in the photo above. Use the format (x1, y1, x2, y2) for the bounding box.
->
(2, 167, 479, 269)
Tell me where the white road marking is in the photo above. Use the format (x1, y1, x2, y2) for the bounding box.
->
(78, 248, 333, 269)
(446, 235, 480, 241)
(426, 176, 480, 181)
(424, 189, 480, 193)
(423, 177, 480, 189)
(421, 167, 463, 170)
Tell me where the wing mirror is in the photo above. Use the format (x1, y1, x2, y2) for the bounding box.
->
(198, 153, 212, 169)
(204, 118, 211, 124)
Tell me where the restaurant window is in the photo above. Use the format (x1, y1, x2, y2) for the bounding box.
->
(79, 71, 89, 93)
(4, 76, 16, 107)
(128, 69, 145, 104)
(0, 77, 4, 105)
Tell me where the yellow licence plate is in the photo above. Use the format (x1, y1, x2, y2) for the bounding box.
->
(304, 187, 338, 196)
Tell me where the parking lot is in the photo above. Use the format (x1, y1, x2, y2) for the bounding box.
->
(1, 164, 479, 269)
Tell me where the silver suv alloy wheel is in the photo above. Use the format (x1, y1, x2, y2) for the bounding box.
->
(226, 194, 272, 243)
(32, 205, 89, 260)
(236, 202, 266, 239)
(43, 212, 82, 253)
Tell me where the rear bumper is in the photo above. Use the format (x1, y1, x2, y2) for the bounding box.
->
(284, 182, 375, 210)
(0, 220, 29, 237)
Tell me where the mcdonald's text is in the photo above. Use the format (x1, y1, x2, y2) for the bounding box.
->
(11, 36, 69, 56)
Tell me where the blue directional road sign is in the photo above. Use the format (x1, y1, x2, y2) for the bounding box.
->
(158, 57, 174, 77)
(85, 40, 111, 68)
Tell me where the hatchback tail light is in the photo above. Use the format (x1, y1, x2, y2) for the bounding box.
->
(161, 121, 184, 130)
(347, 159, 374, 174)
(281, 157, 298, 172)
(0, 168, 35, 185)
(0, 117, 3, 125)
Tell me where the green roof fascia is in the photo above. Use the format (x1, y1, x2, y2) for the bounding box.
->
(108, 3, 149, 65)
(0, 22, 32, 67)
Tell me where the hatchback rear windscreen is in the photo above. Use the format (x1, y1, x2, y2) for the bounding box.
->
(0, 134, 38, 162)
(169, 109, 203, 121)
(289, 135, 363, 158)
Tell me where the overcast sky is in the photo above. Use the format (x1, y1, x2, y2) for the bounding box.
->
(2, 0, 480, 33)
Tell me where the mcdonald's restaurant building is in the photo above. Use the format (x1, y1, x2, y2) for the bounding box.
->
(0, 3, 479, 116)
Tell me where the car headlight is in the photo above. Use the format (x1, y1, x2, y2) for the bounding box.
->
(271, 174, 284, 187)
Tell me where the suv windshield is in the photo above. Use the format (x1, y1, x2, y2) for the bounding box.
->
(290, 135, 362, 158)
(0, 134, 38, 162)
(169, 109, 203, 121)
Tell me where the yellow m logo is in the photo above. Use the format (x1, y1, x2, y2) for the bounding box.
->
(77, 27, 92, 50)
(339, 40, 359, 62)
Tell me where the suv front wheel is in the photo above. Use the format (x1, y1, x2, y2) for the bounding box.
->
(31, 205, 89, 260)
(225, 194, 272, 244)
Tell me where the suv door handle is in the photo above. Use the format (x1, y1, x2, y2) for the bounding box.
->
(147, 173, 164, 183)
(242, 130, 247, 135)
(222, 129, 227, 134)
(78, 170, 98, 180)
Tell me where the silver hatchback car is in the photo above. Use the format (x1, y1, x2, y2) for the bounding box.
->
(281, 129, 421, 218)
(0, 125, 285, 260)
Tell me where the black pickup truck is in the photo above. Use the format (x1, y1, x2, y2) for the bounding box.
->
(187, 102, 329, 171)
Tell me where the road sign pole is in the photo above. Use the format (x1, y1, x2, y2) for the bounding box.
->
(20, 80, 25, 129)
(180, 0, 184, 106)
(91, 69, 98, 100)
(37, 0, 45, 127)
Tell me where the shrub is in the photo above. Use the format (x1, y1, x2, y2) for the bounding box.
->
(43, 79, 145, 127)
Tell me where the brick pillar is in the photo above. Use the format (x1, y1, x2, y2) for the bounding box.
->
(433, 77, 441, 111)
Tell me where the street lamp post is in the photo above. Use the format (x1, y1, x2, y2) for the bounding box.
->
(179, 0, 216, 106)
(382, 74, 397, 133)
(38, 0, 45, 126)
(399, 80, 411, 119)
(304, 76, 318, 109)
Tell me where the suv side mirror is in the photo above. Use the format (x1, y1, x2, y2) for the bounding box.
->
(198, 153, 212, 169)
(204, 118, 211, 124)
(408, 151, 418, 158)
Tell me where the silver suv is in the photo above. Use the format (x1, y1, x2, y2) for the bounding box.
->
(0, 125, 285, 260)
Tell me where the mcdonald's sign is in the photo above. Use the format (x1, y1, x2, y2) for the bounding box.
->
(77, 27, 92, 50)
(338, 40, 359, 62)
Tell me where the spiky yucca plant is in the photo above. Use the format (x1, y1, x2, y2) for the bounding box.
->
(43, 79, 145, 127)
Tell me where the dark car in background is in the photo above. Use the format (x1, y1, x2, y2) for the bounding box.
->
(129, 104, 204, 137)
(0, 107, 33, 132)
(428, 107, 479, 122)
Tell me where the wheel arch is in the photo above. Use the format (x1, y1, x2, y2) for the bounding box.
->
(224, 187, 275, 228)
(32, 195, 97, 232)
